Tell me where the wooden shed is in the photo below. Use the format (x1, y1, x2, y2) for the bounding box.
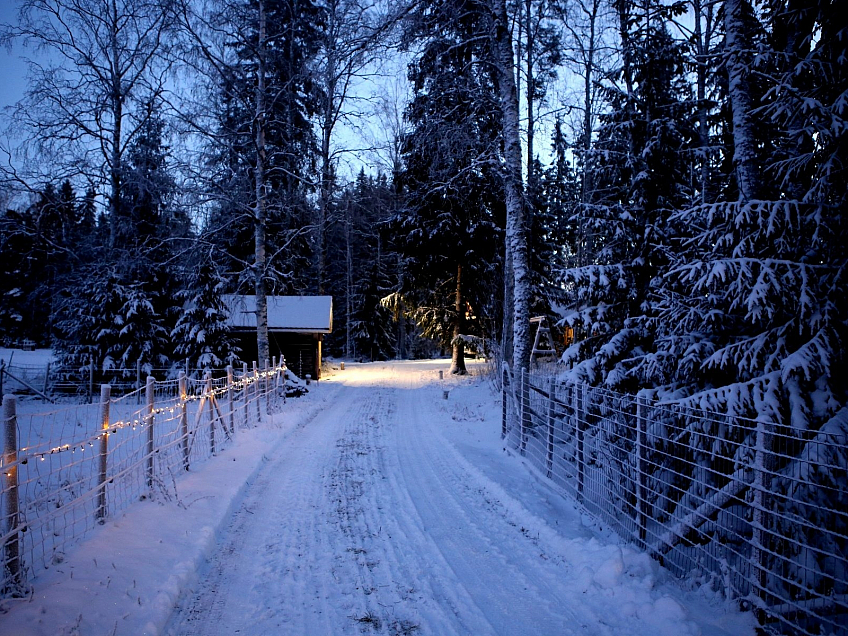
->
(223, 295, 333, 380)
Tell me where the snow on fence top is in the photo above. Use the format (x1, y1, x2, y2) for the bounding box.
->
(222, 295, 333, 333)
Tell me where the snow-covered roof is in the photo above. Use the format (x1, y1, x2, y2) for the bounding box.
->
(222, 295, 333, 334)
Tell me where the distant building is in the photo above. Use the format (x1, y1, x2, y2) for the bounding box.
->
(223, 295, 333, 380)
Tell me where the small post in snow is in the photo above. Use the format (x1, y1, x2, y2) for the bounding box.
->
(179, 372, 189, 470)
(145, 376, 155, 488)
(280, 356, 287, 403)
(2, 395, 23, 590)
(96, 384, 111, 522)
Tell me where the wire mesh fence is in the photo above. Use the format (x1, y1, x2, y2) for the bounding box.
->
(1, 362, 287, 596)
(502, 366, 847, 636)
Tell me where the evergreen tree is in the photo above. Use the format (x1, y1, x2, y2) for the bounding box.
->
(651, 0, 847, 427)
(561, 0, 695, 389)
(54, 268, 128, 375)
(325, 172, 398, 361)
(396, 0, 504, 374)
(172, 259, 240, 371)
(205, 0, 323, 296)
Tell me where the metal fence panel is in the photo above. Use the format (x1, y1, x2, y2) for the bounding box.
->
(502, 365, 848, 636)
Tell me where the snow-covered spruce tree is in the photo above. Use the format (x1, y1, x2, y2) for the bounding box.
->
(654, 0, 847, 427)
(111, 283, 170, 374)
(640, 0, 848, 605)
(54, 268, 128, 379)
(396, 0, 504, 375)
(349, 259, 397, 362)
(559, 0, 695, 390)
(172, 259, 239, 372)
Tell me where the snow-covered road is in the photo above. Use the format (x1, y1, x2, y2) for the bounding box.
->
(166, 361, 753, 636)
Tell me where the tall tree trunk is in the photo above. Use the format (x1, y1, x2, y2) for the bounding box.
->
(723, 0, 761, 202)
(525, 0, 535, 186)
(450, 262, 467, 374)
(345, 203, 353, 359)
(108, 0, 122, 252)
(578, 0, 598, 266)
(492, 0, 531, 372)
(317, 128, 332, 293)
(693, 0, 714, 204)
(254, 0, 270, 364)
(317, 8, 337, 294)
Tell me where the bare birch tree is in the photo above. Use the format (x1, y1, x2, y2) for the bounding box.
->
(491, 0, 532, 371)
(0, 0, 174, 250)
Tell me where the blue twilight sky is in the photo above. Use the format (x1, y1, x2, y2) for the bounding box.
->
(0, 1, 30, 115)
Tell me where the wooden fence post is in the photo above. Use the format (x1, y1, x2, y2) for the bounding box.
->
(636, 395, 648, 546)
(546, 377, 556, 478)
(206, 373, 215, 455)
(501, 366, 509, 439)
(264, 359, 271, 413)
(253, 362, 261, 423)
(242, 363, 249, 427)
(520, 367, 530, 454)
(89, 356, 95, 404)
(96, 384, 110, 522)
(2, 395, 23, 590)
(575, 383, 585, 502)
(42, 362, 51, 402)
(227, 365, 235, 436)
(280, 356, 287, 403)
(145, 376, 155, 488)
(179, 372, 189, 470)
(136, 360, 142, 404)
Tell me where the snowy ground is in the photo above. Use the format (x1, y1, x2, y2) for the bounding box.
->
(0, 360, 756, 636)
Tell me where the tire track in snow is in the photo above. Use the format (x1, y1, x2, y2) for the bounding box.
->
(388, 370, 586, 635)
(167, 384, 358, 635)
(168, 363, 589, 635)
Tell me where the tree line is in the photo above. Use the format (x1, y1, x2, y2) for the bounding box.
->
(0, 0, 845, 434)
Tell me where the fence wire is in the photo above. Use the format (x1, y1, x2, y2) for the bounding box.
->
(503, 366, 847, 636)
(1, 364, 286, 596)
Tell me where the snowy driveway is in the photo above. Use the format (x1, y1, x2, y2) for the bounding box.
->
(166, 361, 752, 636)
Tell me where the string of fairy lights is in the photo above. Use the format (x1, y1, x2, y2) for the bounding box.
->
(2, 367, 285, 473)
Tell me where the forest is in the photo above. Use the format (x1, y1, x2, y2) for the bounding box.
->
(0, 0, 845, 433)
